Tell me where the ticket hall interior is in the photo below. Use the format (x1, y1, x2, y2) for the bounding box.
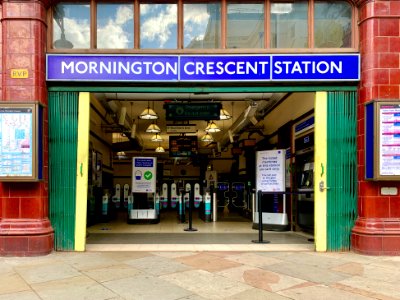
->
(83, 91, 317, 249)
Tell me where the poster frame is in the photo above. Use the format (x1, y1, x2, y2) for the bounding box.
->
(365, 100, 400, 181)
(0, 102, 41, 182)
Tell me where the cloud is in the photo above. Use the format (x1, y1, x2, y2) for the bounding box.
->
(140, 4, 177, 48)
(97, 5, 133, 48)
(183, 5, 212, 46)
(54, 5, 134, 49)
(53, 17, 90, 48)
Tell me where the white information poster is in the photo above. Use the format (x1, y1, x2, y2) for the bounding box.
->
(379, 104, 400, 176)
(132, 157, 157, 193)
(256, 149, 285, 192)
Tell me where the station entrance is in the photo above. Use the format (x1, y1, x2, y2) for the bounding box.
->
(48, 87, 357, 252)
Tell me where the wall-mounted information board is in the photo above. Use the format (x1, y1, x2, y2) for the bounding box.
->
(0, 103, 42, 181)
(365, 101, 400, 180)
(169, 135, 198, 157)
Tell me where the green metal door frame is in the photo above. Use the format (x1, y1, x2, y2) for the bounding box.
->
(48, 91, 79, 251)
(47, 85, 358, 252)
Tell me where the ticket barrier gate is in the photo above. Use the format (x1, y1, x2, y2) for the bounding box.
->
(111, 184, 121, 211)
(123, 184, 129, 209)
(160, 183, 169, 209)
(216, 182, 230, 212)
(170, 183, 179, 209)
(199, 191, 212, 222)
(128, 192, 160, 224)
(230, 182, 246, 213)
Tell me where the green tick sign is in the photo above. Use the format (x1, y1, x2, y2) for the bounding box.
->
(144, 171, 153, 180)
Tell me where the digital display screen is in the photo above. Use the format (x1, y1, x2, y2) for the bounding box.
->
(232, 183, 245, 191)
(169, 135, 198, 157)
(217, 182, 229, 191)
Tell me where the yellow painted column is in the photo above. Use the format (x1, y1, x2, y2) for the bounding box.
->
(314, 91, 327, 252)
(75, 92, 90, 251)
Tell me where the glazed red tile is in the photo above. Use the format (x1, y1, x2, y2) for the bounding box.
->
(373, 69, 390, 85)
(28, 234, 53, 253)
(6, 20, 31, 39)
(20, 197, 44, 219)
(3, 3, 21, 18)
(379, 53, 399, 69)
(382, 236, 400, 251)
(378, 85, 399, 99)
(389, 69, 400, 84)
(360, 181, 379, 197)
(361, 53, 379, 71)
(390, 1, 400, 15)
(3, 236, 29, 253)
(9, 183, 40, 198)
(374, 1, 390, 15)
(389, 197, 400, 217)
(379, 19, 399, 37)
(373, 36, 390, 52)
(389, 37, 400, 52)
(358, 235, 383, 252)
(4, 197, 20, 218)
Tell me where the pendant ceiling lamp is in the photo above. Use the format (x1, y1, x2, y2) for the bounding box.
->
(201, 132, 214, 142)
(146, 123, 161, 133)
(139, 101, 158, 120)
(220, 108, 232, 120)
(155, 146, 165, 152)
(205, 121, 221, 133)
(151, 133, 163, 142)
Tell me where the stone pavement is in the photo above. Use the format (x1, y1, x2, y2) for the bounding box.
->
(1, 250, 400, 300)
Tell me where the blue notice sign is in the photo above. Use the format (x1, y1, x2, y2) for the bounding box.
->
(272, 55, 360, 81)
(47, 55, 178, 82)
(134, 158, 154, 168)
(179, 55, 270, 81)
(46, 54, 360, 82)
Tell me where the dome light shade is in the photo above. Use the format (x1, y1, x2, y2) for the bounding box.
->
(205, 121, 221, 133)
(139, 107, 158, 120)
(155, 146, 165, 152)
(220, 108, 232, 120)
(201, 132, 214, 142)
(146, 123, 161, 133)
(151, 133, 163, 142)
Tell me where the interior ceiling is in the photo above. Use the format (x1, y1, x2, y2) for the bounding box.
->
(94, 92, 285, 158)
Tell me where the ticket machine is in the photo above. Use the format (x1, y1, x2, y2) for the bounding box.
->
(112, 184, 121, 210)
(293, 118, 315, 232)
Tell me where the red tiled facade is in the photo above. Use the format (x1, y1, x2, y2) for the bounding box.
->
(0, 0, 399, 256)
(0, 0, 53, 256)
(352, 0, 400, 255)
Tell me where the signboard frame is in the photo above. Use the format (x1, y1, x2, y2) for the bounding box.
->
(365, 101, 400, 181)
(132, 157, 157, 193)
(0, 103, 41, 182)
(256, 149, 286, 192)
(169, 135, 198, 158)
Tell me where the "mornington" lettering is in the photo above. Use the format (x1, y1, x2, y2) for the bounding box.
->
(61, 60, 178, 75)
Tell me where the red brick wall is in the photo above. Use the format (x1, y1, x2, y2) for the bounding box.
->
(0, 0, 53, 256)
(352, 0, 400, 255)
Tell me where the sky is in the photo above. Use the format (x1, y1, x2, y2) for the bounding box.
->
(53, 3, 215, 49)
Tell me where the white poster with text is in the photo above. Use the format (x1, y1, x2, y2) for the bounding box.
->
(256, 150, 285, 192)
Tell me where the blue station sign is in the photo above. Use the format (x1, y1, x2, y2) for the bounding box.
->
(46, 54, 360, 82)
